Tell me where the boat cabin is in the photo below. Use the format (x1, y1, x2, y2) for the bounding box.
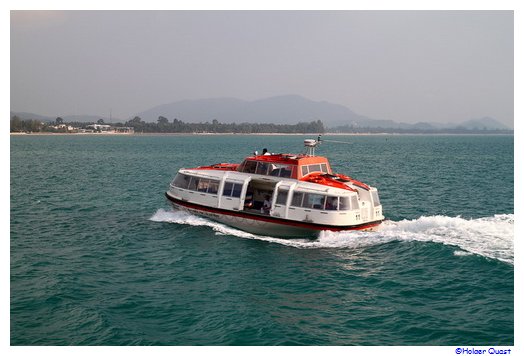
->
(236, 154, 332, 180)
(169, 167, 377, 227)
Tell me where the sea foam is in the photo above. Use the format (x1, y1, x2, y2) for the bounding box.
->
(150, 209, 514, 264)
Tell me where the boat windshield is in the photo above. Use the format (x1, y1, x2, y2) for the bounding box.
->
(239, 160, 295, 178)
(173, 173, 191, 189)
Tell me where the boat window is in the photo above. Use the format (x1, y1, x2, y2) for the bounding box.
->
(325, 196, 338, 210)
(321, 163, 328, 173)
(237, 161, 246, 173)
(291, 192, 304, 207)
(371, 190, 380, 206)
(269, 164, 293, 178)
(173, 173, 191, 189)
(276, 189, 289, 205)
(223, 182, 233, 196)
(187, 177, 221, 194)
(188, 177, 199, 191)
(207, 180, 219, 194)
(301, 166, 309, 176)
(309, 164, 322, 173)
(197, 179, 210, 192)
(241, 160, 257, 174)
(289, 166, 296, 178)
(255, 162, 269, 175)
(223, 181, 243, 198)
(280, 168, 292, 178)
(232, 183, 242, 197)
(302, 193, 325, 209)
(351, 195, 359, 209)
(339, 197, 351, 211)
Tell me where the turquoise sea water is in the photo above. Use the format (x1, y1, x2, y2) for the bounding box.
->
(10, 134, 514, 345)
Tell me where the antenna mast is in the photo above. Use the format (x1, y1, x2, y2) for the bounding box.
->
(304, 135, 322, 156)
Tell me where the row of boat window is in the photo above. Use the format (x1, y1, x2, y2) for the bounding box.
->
(276, 190, 357, 211)
(173, 174, 221, 194)
(238, 160, 330, 177)
(300, 163, 329, 176)
(238, 160, 294, 177)
(173, 173, 358, 211)
(173, 174, 244, 198)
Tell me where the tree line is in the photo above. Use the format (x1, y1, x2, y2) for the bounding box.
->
(10, 115, 325, 134)
(10, 115, 512, 134)
(331, 124, 513, 134)
(10, 116, 44, 132)
(124, 117, 325, 134)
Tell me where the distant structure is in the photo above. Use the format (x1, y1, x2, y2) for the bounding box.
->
(50, 124, 76, 132)
(114, 127, 134, 133)
(86, 124, 112, 131)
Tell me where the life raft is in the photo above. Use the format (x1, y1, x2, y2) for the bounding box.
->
(196, 163, 239, 171)
(304, 172, 370, 191)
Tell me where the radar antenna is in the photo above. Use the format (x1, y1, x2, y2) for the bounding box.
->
(304, 135, 322, 156)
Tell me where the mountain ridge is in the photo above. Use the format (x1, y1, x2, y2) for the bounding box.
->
(133, 95, 511, 130)
(11, 95, 511, 131)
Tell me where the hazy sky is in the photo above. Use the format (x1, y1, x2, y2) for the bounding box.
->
(10, 10, 514, 127)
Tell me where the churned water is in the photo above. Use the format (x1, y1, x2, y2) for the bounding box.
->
(10, 134, 514, 345)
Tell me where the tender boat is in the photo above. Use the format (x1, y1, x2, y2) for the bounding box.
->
(165, 138, 384, 237)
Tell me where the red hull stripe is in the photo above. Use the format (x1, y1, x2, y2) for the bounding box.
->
(165, 193, 382, 231)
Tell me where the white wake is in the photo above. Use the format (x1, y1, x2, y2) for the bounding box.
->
(150, 209, 514, 264)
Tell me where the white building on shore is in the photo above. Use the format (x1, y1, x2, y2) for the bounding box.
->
(86, 124, 112, 131)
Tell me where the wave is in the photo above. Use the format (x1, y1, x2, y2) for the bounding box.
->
(150, 209, 514, 264)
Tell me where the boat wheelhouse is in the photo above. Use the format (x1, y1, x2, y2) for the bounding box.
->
(165, 138, 384, 237)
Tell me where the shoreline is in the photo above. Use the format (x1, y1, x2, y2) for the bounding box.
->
(10, 131, 514, 136)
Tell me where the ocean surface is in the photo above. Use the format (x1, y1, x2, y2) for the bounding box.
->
(10, 134, 514, 345)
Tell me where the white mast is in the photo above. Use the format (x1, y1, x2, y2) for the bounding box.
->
(304, 135, 322, 156)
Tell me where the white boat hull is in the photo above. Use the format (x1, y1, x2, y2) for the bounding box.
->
(166, 193, 382, 238)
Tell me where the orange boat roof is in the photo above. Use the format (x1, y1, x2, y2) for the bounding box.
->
(242, 153, 329, 166)
(191, 152, 369, 191)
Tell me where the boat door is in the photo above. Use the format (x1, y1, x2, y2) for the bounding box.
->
(218, 175, 250, 211)
(271, 181, 296, 219)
